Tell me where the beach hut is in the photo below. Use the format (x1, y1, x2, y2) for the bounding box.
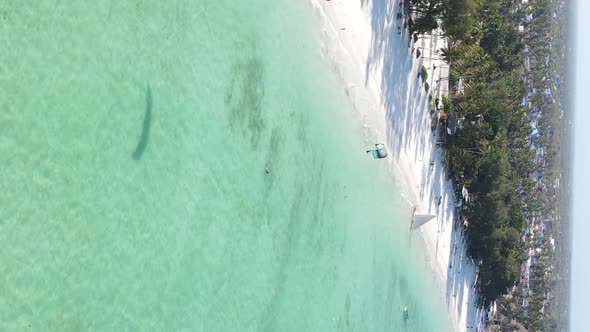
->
(457, 76, 465, 94)
(439, 126, 447, 143)
(438, 112, 448, 144)
(461, 185, 470, 202)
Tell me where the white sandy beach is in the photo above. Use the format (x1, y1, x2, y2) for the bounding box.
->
(310, 0, 486, 330)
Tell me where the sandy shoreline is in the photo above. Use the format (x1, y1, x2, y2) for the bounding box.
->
(309, 0, 485, 330)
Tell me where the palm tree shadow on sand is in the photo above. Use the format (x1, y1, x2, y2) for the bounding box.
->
(132, 84, 152, 160)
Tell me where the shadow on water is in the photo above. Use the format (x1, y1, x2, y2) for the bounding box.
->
(263, 127, 283, 198)
(132, 84, 153, 160)
(258, 183, 305, 331)
(225, 57, 265, 148)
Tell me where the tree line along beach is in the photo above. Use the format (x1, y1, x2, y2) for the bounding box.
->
(318, 0, 571, 330)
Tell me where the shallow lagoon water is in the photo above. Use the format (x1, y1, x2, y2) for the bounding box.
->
(0, 1, 451, 330)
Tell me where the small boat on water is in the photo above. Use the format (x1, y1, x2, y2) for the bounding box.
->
(366, 143, 388, 159)
(403, 306, 409, 320)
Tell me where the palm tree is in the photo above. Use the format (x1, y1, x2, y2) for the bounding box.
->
(409, 0, 444, 35)
(452, 44, 498, 83)
(439, 45, 456, 64)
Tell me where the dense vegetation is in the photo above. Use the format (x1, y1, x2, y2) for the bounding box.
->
(409, 0, 536, 307)
(500, 0, 568, 329)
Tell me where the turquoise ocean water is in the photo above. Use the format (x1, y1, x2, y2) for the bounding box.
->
(0, 1, 451, 330)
